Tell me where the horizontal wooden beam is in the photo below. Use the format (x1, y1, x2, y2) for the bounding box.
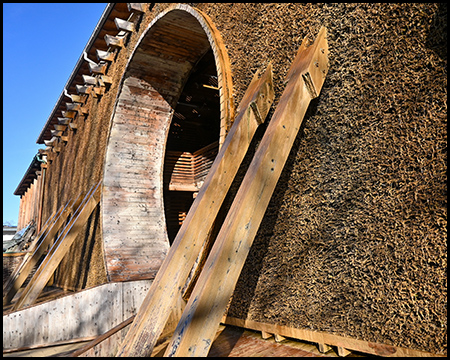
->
(223, 317, 442, 357)
(76, 84, 93, 95)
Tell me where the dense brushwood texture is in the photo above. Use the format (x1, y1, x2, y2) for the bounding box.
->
(197, 3, 447, 355)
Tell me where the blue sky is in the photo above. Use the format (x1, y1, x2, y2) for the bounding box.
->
(3, 3, 107, 226)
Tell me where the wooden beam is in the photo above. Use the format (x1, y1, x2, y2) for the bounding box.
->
(115, 64, 274, 357)
(53, 124, 66, 132)
(12, 182, 102, 310)
(68, 122, 78, 130)
(223, 317, 442, 357)
(3, 201, 75, 306)
(89, 62, 108, 75)
(68, 94, 87, 104)
(164, 27, 329, 357)
(96, 49, 115, 62)
(82, 75, 97, 86)
(127, 3, 145, 13)
(68, 315, 136, 357)
(76, 84, 93, 95)
(61, 110, 77, 119)
(58, 117, 71, 125)
(115, 18, 135, 33)
(105, 34, 125, 48)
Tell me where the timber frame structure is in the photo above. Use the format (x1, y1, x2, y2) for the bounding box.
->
(4, 3, 446, 357)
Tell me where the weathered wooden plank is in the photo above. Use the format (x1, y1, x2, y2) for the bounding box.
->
(115, 64, 274, 357)
(164, 27, 329, 357)
(61, 110, 77, 119)
(12, 182, 102, 310)
(3, 201, 74, 306)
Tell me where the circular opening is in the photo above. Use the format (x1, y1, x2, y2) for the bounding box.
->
(163, 48, 220, 244)
(102, 6, 233, 281)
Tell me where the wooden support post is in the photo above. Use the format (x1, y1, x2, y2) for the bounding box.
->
(164, 27, 329, 357)
(105, 34, 125, 48)
(115, 18, 135, 33)
(12, 182, 102, 310)
(337, 346, 352, 357)
(318, 343, 332, 353)
(115, 64, 274, 357)
(3, 201, 75, 306)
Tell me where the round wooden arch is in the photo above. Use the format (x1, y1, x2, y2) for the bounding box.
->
(101, 4, 234, 282)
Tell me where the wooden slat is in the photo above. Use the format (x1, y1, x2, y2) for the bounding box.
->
(164, 27, 329, 357)
(115, 64, 274, 357)
(3, 201, 75, 306)
(12, 182, 102, 311)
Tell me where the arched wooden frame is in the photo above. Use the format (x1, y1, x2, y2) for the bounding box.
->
(101, 4, 234, 282)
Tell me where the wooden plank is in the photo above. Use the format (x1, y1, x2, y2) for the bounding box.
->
(12, 182, 102, 311)
(3, 201, 74, 306)
(115, 64, 274, 357)
(164, 27, 329, 357)
(223, 317, 443, 357)
(68, 122, 78, 130)
(68, 315, 136, 357)
(58, 117, 71, 125)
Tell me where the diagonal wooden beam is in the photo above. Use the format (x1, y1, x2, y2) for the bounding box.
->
(164, 26, 329, 357)
(12, 181, 102, 311)
(116, 64, 274, 357)
(3, 200, 76, 306)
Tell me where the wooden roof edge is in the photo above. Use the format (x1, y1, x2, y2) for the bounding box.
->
(36, 3, 115, 145)
(13, 152, 44, 196)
